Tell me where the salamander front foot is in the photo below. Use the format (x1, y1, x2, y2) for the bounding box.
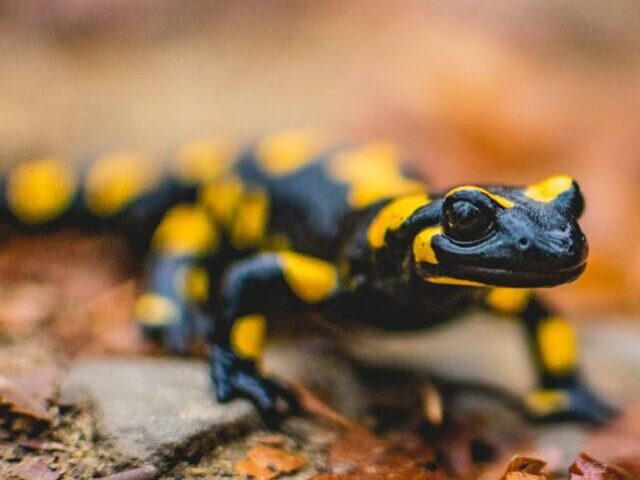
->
(210, 346, 298, 427)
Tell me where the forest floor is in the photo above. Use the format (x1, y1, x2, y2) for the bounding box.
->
(0, 234, 639, 480)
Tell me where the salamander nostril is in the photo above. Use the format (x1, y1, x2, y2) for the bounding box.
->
(517, 237, 531, 251)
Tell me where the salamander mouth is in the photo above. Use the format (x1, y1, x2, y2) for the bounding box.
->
(417, 261, 587, 288)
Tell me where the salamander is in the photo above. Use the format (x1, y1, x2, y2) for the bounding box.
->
(0, 129, 616, 425)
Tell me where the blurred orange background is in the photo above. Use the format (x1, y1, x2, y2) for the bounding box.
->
(0, 0, 638, 314)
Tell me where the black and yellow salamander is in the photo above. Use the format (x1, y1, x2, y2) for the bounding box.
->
(0, 130, 616, 425)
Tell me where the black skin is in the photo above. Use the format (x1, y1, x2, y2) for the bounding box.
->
(205, 149, 614, 425)
(0, 140, 617, 427)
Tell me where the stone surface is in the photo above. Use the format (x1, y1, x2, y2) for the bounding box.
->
(60, 358, 261, 467)
(344, 314, 640, 399)
(265, 341, 368, 419)
(343, 314, 640, 469)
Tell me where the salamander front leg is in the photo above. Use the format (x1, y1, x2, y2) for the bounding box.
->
(210, 252, 339, 424)
(485, 288, 617, 425)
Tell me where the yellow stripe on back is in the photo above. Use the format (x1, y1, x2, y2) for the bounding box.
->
(445, 186, 514, 209)
(7, 158, 77, 224)
(199, 175, 244, 226)
(524, 175, 573, 203)
(230, 189, 269, 250)
(367, 194, 430, 249)
(85, 152, 160, 216)
(327, 142, 426, 208)
(152, 204, 219, 255)
(256, 129, 325, 176)
(174, 137, 235, 185)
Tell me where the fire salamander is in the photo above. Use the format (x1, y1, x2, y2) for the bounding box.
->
(0, 130, 616, 425)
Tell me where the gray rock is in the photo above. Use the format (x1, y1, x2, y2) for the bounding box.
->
(265, 340, 368, 418)
(60, 358, 261, 467)
(344, 314, 640, 470)
(344, 314, 640, 400)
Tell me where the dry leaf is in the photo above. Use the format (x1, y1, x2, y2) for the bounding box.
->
(256, 433, 287, 446)
(95, 464, 158, 480)
(290, 381, 356, 430)
(420, 382, 443, 427)
(9, 456, 62, 480)
(585, 405, 640, 461)
(0, 374, 52, 423)
(18, 439, 67, 451)
(570, 453, 628, 480)
(234, 445, 306, 480)
(11, 366, 61, 406)
(0, 283, 57, 337)
(314, 427, 445, 480)
(500, 456, 550, 480)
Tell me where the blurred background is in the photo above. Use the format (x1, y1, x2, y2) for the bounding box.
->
(0, 0, 638, 315)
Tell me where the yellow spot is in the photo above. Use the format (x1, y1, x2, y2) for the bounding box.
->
(526, 389, 570, 416)
(134, 294, 178, 326)
(183, 266, 210, 303)
(425, 277, 487, 287)
(538, 316, 577, 374)
(328, 143, 426, 208)
(524, 175, 574, 203)
(445, 186, 514, 209)
(152, 204, 219, 255)
(199, 175, 244, 226)
(230, 189, 269, 250)
(413, 226, 443, 264)
(367, 194, 430, 249)
(174, 137, 235, 185)
(85, 152, 160, 216)
(7, 158, 77, 224)
(256, 129, 326, 175)
(486, 288, 532, 315)
(280, 252, 338, 303)
(231, 314, 266, 360)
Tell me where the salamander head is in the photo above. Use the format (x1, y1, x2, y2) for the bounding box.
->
(410, 176, 588, 288)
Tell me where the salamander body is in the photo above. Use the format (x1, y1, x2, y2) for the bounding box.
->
(0, 130, 615, 425)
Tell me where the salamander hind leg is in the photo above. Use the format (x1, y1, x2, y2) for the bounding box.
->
(485, 288, 618, 425)
(135, 204, 218, 354)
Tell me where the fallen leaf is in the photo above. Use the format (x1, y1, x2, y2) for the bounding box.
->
(96, 464, 158, 480)
(0, 283, 57, 337)
(234, 445, 305, 480)
(570, 453, 628, 480)
(17, 439, 67, 451)
(585, 405, 640, 461)
(501, 456, 550, 480)
(420, 382, 443, 427)
(256, 433, 287, 446)
(614, 460, 640, 479)
(314, 427, 446, 480)
(9, 456, 62, 480)
(290, 381, 356, 430)
(11, 366, 61, 406)
(325, 427, 387, 474)
(0, 374, 52, 423)
(52, 279, 145, 356)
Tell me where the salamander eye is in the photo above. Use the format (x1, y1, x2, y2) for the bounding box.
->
(444, 200, 492, 242)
